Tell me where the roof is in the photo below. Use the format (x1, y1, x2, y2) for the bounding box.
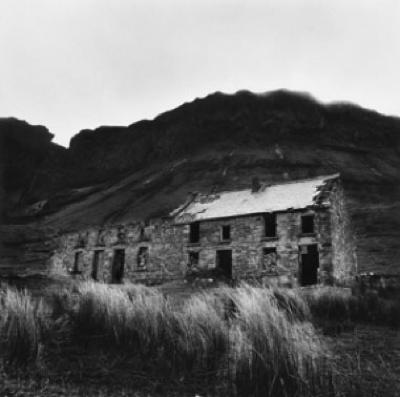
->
(172, 174, 340, 224)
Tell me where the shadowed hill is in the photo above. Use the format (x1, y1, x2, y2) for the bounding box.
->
(0, 118, 68, 216)
(1, 90, 400, 276)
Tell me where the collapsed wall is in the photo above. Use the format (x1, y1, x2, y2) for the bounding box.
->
(51, 220, 187, 285)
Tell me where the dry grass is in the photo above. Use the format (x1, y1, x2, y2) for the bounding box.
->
(1, 281, 399, 396)
(0, 287, 44, 366)
(67, 282, 171, 357)
(52, 282, 331, 396)
(226, 285, 331, 396)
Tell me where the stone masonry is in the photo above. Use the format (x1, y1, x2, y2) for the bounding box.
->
(50, 174, 357, 287)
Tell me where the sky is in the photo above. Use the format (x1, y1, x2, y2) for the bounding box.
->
(1, 0, 400, 147)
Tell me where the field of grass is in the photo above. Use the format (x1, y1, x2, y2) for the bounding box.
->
(0, 281, 399, 396)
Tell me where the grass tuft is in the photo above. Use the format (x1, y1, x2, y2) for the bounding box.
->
(227, 284, 330, 396)
(67, 282, 172, 357)
(0, 288, 44, 366)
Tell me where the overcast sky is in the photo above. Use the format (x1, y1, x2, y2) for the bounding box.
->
(1, 0, 399, 147)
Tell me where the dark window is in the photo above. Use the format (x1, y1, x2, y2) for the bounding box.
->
(221, 225, 231, 241)
(139, 226, 150, 241)
(117, 226, 126, 244)
(263, 247, 277, 255)
(262, 247, 277, 271)
(72, 251, 83, 274)
(188, 251, 199, 268)
(76, 233, 86, 248)
(96, 229, 106, 246)
(189, 222, 200, 243)
(301, 215, 315, 234)
(264, 213, 276, 237)
(137, 246, 149, 269)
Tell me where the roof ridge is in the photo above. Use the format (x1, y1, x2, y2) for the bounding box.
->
(199, 173, 340, 196)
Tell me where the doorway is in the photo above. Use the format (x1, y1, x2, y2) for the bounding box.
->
(111, 249, 125, 283)
(216, 250, 232, 278)
(72, 251, 83, 274)
(92, 250, 104, 281)
(299, 244, 319, 286)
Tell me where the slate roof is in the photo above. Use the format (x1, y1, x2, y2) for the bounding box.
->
(172, 174, 340, 224)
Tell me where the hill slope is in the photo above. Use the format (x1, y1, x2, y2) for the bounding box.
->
(1, 90, 400, 276)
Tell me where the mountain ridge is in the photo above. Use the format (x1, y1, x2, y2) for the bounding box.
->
(1, 90, 400, 276)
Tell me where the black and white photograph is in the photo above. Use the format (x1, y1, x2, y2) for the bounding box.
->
(0, 1, 399, 396)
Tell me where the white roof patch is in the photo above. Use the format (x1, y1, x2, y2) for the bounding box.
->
(173, 174, 339, 223)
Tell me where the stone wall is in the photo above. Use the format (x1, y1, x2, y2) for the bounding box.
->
(187, 209, 334, 286)
(356, 274, 400, 298)
(329, 180, 357, 285)
(51, 199, 352, 286)
(50, 220, 187, 284)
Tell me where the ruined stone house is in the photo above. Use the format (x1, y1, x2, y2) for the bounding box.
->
(50, 174, 357, 286)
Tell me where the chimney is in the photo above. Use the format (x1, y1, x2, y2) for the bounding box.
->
(251, 177, 261, 193)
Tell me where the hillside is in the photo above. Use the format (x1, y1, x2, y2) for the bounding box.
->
(1, 90, 400, 275)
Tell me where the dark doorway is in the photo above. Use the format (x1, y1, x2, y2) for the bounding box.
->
(72, 251, 83, 274)
(299, 244, 319, 286)
(216, 250, 232, 278)
(111, 249, 125, 283)
(92, 250, 104, 280)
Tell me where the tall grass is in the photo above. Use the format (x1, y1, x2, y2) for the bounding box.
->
(0, 287, 44, 366)
(53, 281, 331, 396)
(173, 292, 229, 375)
(67, 282, 171, 357)
(272, 287, 311, 322)
(226, 285, 331, 396)
(63, 282, 229, 376)
(2, 281, 399, 395)
(303, 286, 400, 328)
